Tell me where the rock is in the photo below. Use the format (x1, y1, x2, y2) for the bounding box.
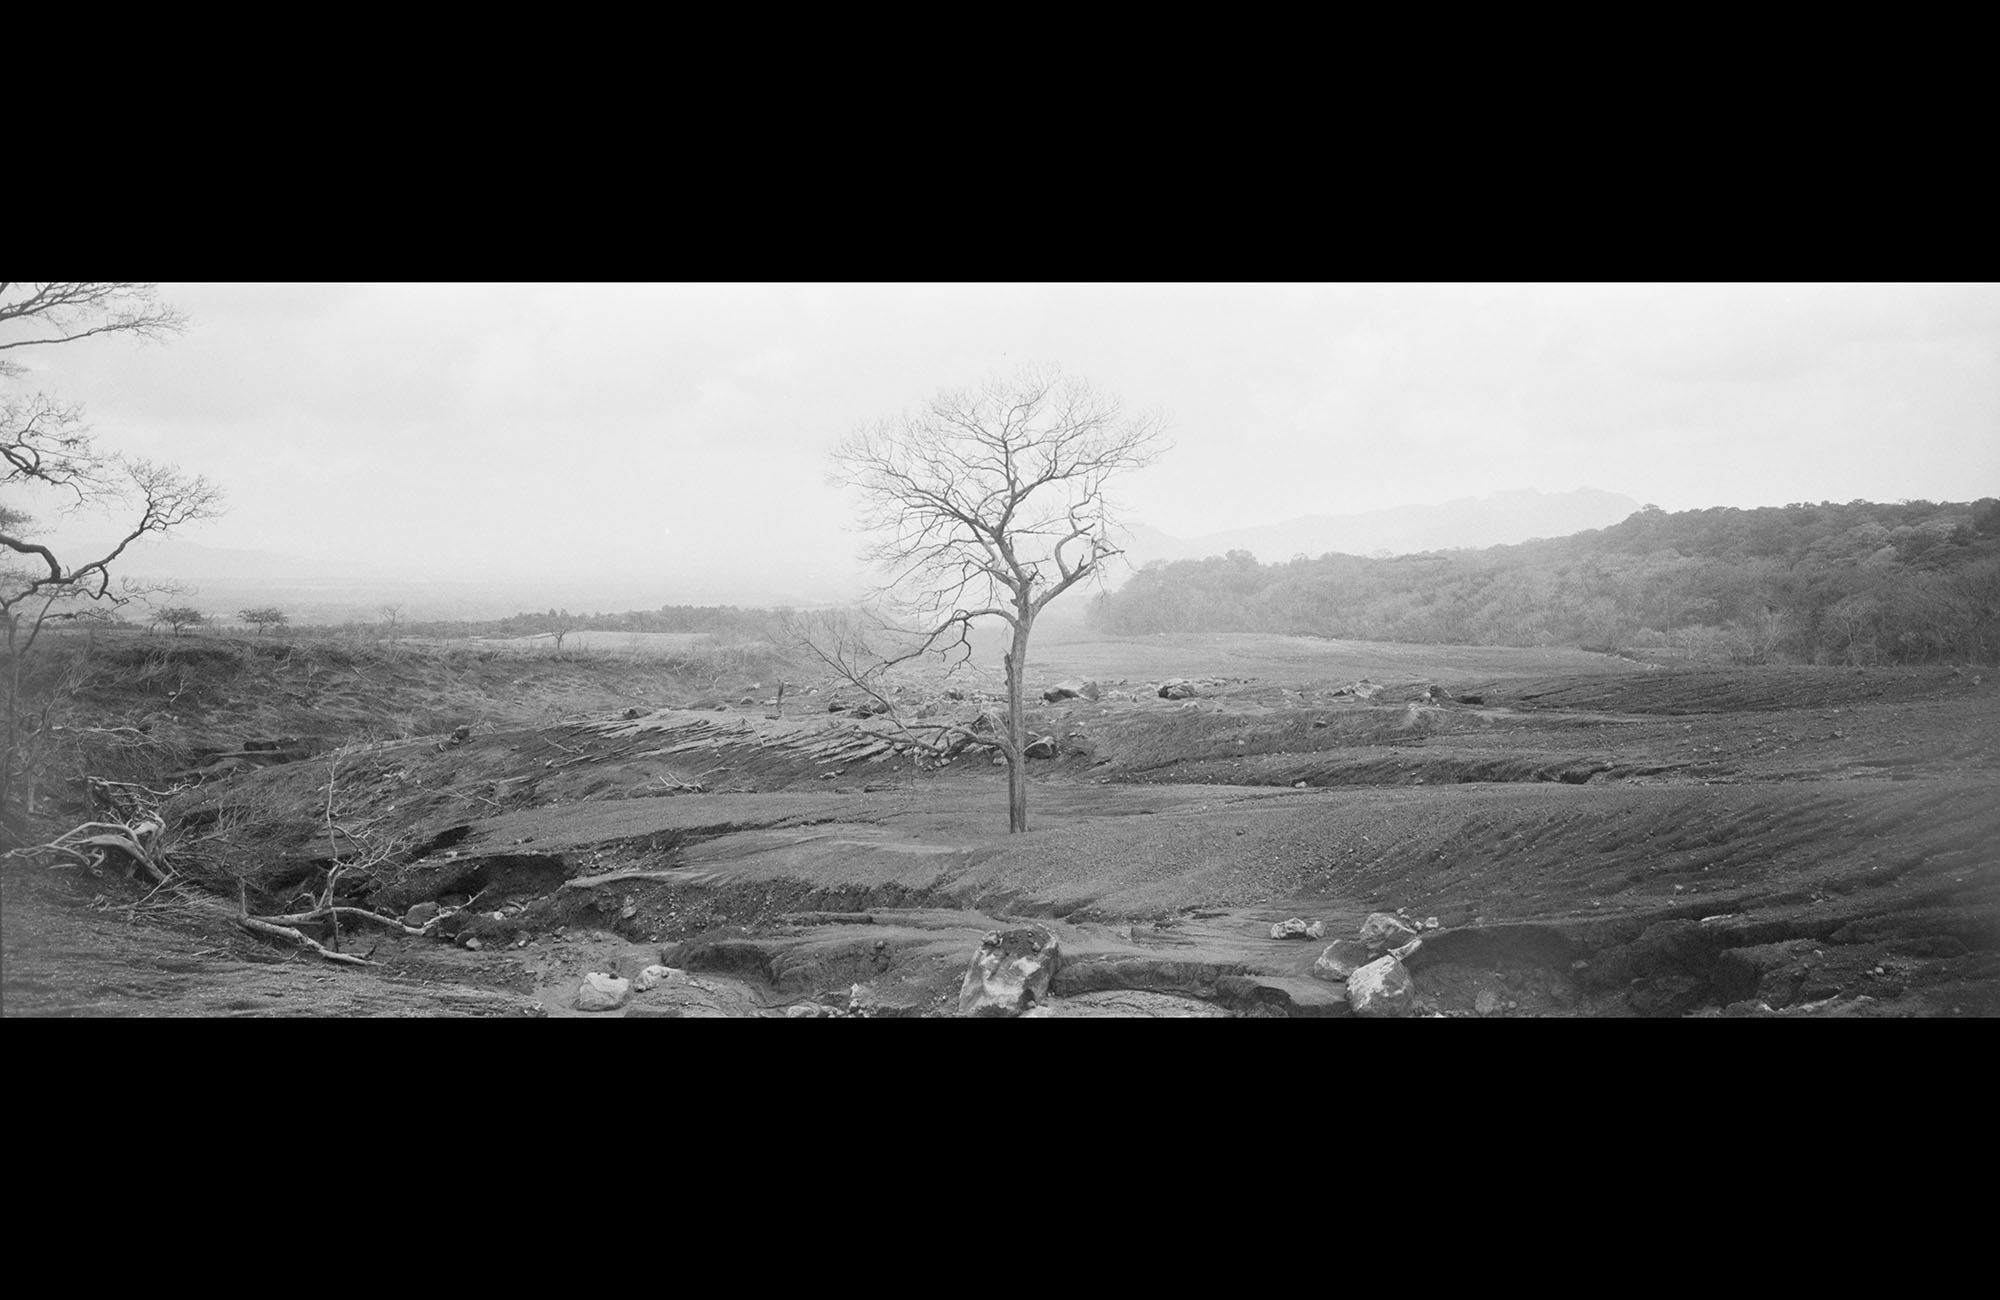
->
(1474, 989, 1503, 1016)
(1157, 679, 1200, 700)
(574, 972, 631, 1012)
(958, 927, 1059, 1017)
(1269, 917, 1327, 941)
(1311, 938, 1375, 982)
(1024, 734, 1059, 759)
(1389, 936, 1423, 961)
(462, 937, 483, 951)
(402, 902, 439, 928)
(1358, 911, 1419, 953)
(1346, 955, 1416, 1016)
(634, 964, 687, 992)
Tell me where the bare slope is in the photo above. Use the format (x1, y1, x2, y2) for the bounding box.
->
(6, 633, 1995, 1017)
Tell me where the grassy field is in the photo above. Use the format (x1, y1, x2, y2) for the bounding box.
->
(411, 630, 721, 655)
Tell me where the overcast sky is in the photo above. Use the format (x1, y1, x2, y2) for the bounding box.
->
(15, 282, 1998, 607)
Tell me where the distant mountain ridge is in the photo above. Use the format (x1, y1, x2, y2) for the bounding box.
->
(1121, 488, 1643, 570)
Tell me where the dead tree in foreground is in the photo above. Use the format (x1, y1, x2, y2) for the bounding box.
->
(828, 364, 1166, 832)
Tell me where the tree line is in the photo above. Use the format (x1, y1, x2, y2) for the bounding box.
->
(1088, 498, 2000, 666)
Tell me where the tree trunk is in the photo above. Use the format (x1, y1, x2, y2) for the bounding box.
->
(1, 615, 17, 832)
(1005, 613, 1033, 832)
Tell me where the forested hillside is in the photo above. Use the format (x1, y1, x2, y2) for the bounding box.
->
(1090, 499, 2000, 665)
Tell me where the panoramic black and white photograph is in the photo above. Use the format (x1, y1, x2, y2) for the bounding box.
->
(3, 280, 1995, 1017)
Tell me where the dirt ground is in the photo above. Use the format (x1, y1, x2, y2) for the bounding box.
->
(4, 633, 1995, 1017)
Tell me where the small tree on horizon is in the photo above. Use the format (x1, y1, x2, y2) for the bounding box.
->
(828, 363, 1167, 832)
(239, 606, 289, 636)
(159, 606, 206, 636)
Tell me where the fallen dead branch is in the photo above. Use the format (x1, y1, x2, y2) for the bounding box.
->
(252, 903, 430, 934)
(236, 915, 373, 966)
(3, 816, 171, 883)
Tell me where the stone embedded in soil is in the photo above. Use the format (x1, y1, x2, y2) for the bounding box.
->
(634, 964, 687, 992)
(1359, 912, 1420, 953)
(402, 902, 439, 927)
(1313, 938, 1375, 982)
(1475, 989, 1502, 1016)
(958, 927, 1059, 1017)
(575, 972, 631, 1012)
(1346, 955, 1416, 1016)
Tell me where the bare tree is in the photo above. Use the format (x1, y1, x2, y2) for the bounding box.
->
(830, 364, 1166, 831)
(1, 283, 221, 835)
(377, 602, 405, 647)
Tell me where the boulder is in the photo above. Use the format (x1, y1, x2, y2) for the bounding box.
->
(634, 964, 688, 992)
(1311, 938, 1375, 982)
(1346, 955, 1416, 1016)
(574, 972, 631, 1012)
(1157, 679, 1200, 700)
(958, 927, 1059, 1017)
(1359, 911, 1419, 953)
(1269, 917, 1327, 941)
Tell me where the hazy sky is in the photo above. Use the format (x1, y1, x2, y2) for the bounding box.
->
(14, 282, 1998, 607)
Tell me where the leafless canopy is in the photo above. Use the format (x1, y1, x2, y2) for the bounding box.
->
(0, 283, 188, 372)
(831, 363, 1168, 646)
(1, 283, 220, 642)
